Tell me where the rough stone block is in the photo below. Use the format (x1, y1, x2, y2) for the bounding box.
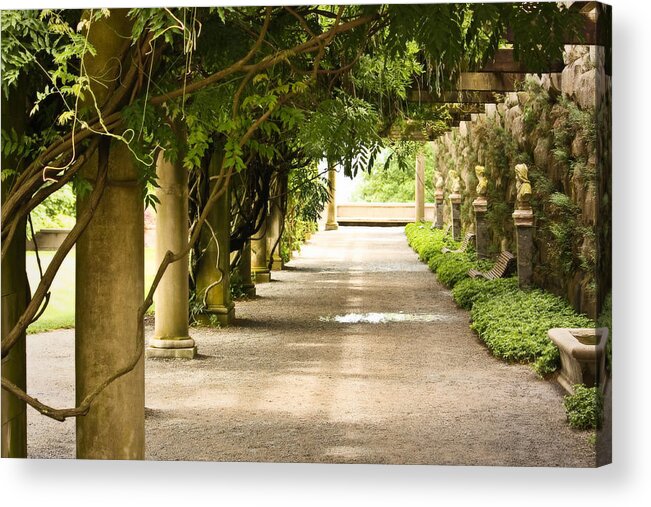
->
(505, 92, 519, 108)
(505, 105, 524, 145)
(533, 137, 552, 169)
(571, 133, 588, 159)
(516, 91, 530, 106)
(575, 68, 597, 109)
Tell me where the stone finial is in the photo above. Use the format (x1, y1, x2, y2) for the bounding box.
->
(475, 165, 487, 198)
(514, 163, 532, 210)
(448, 170, 461, 194)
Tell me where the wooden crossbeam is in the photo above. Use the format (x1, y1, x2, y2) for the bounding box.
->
(456, 72, 525, 92)
(407, 90, 502, 104)
(478, 48, 564, 73)
(445, 103, 487, 114)
(385, 118, 464, 141)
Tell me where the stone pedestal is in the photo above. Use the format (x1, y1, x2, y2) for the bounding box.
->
(450, 193, 462, 241)
(251, 208, 271, 283)
(415, 152, 425, 222)
(147, 153, 196, 359)
(434, 191, 444, 229)
(195, 153, 235, 326)
(513, 208, 534, 288)
(325, 166, 339, 231)
(473, 197, 489, 259)
(76, 140, 145, 459)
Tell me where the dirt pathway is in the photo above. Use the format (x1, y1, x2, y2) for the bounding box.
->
(26, 226, 596, 465)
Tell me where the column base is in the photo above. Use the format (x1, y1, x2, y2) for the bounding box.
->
(199, 302, 235, 326)
(325, 222, 339, 231)
(271, 257, 284, 271)
(252, 269, 271, 283)
(146, 337, 197, 359)
(241, 283, 256, 298)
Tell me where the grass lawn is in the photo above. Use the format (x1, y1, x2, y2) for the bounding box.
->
(26, 247, 158, 334)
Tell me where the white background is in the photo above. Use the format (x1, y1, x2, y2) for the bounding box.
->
(1, 0, 650, 505)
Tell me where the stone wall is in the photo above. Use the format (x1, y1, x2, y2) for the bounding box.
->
(431, 45, 611, 319)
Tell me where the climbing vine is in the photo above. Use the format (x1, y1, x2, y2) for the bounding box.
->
(1, 4, 585, 424)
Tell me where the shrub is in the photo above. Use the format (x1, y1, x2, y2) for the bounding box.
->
(405, 222, 455, 262)
(434, 252, 478, 288)
(452, 277, 519, 310)
(470, 289, 594, 375)
(564, 385, 603, 430)
(406, 223, 492, 288)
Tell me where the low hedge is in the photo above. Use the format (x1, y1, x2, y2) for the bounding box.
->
(406, 222, 594, 377)
(405, 222, 455, 262)
(470, 289, 594, 375)
(452, 277, 519, 310)
(405, 222, 481, 288)
(433, 253, 480, 288)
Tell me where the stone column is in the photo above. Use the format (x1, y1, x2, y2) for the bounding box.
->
(513, 163, 534, 288)
(76, 139, 145, 459)
(473, 197, 489, 259)
(267, 185, 284, 271)
(76, 9, 144, 460)
(230, 170, 256, 297)
(237, 240, 256, 297)
(147, 152, 196, 359)
(251, 205, 271, 283)
(195, 152, 235, 326)
(434, 190, 444, 229)
(1, 87, 27, 458)
(513, 208, 534, 288)
(325, 165, 338, 230)
(415, 152, 425, 222)
(1, 217, 27, 458)
(450, 192, 462, 241)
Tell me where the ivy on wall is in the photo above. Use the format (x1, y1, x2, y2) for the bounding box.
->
(430, 76, 604, 317)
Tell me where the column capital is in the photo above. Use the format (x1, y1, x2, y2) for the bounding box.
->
(512, 208, 534, 227)
(473, 197, 488, 213)
(449, 192, 462, 204)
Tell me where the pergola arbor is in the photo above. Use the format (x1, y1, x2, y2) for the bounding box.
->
(1, 3, 592, 459)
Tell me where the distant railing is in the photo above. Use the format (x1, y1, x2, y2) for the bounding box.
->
(336, 202, 435, 226)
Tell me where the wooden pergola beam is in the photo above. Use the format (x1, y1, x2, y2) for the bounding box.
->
(478, 48, 564, 74)
(407, 90, 503, 104)
(456, 72, 525, 92)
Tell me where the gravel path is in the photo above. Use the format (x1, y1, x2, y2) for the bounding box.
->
(26, 226, 596, 465)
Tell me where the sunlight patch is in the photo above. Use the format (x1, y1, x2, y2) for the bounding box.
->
(320, 312, 455, 324)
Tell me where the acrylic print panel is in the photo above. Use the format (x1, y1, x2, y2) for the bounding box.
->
(1, 2, 611, 466)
